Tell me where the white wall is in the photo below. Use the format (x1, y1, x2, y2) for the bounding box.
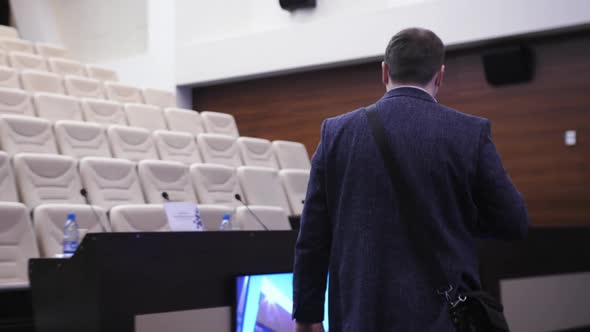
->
(176, 0, 590, 86)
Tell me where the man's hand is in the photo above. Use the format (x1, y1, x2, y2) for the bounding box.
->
(295, 322, 325, 332)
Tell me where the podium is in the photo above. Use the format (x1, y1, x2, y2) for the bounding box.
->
(29, 231, 298, 332)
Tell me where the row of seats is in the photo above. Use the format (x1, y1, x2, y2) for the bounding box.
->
(0, 71, 179, 108)
(1, 151, 308, 215)
(0, 114, 309, 170)
(0, 202, 291, 287)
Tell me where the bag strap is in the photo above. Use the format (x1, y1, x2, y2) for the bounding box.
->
(365, 103, 453, 292)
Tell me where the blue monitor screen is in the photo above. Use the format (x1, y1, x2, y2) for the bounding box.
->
(236, 273, 329, 332)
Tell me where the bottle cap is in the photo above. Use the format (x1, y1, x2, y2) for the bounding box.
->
(67, 213, 76, 220)
(223, 214, 231, 220)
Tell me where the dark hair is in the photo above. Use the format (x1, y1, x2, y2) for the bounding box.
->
(384, 28, 445, 85)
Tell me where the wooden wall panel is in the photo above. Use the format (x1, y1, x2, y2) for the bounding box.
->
(193, 31, 590, 226)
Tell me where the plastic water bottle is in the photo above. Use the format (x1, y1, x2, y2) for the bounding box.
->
(219, 214, 232, 231)
(63, 213, 79, 258)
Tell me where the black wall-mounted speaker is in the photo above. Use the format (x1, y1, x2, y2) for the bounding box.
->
(482, 45, 535, 86)
(279, 0, 316, 11)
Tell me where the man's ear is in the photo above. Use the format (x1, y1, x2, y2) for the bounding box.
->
(382, 62, 390, 86)
(435, 64, 445, 87)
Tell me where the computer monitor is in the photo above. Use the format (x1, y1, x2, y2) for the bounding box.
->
(236, 272, 329, 332)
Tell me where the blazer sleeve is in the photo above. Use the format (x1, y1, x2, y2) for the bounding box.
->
(292, 120, 332, 323)
(473, 120, 529, 239)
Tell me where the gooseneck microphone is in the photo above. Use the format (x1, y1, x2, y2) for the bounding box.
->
(234, 193, 269, 231)
(162, 192, 170, 202)
(80, 188, 106, 232)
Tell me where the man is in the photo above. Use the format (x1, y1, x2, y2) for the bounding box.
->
(293, 28, 529, 332)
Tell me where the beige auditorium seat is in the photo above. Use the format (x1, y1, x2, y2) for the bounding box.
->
(35, 43, 68, 59)
(33, 204, 109, 257)
(0, 151, 18, 202)
(138, 160, 197, 204)
(0, 88, 34, 116)
(48, 58, 85, 77)
(197, 204, 235, 231)
(33, 93, 83, 122)
(124, 103, 167, 131)
(20, 70, 64, 94)
(164, 108, 205, 137)
(0, 115, 58, 155)
(81, 98, 127, 126)
(200, 111, 239, 137)
(64, 76, 105, 99)
(104, 82, 143, 104)
(79, 157, 145, 210)
(237, 137, 279, 169)
(272, 140, 311, 170)
(110, 204, 169, 232)
(55, 121, 112, 159)
(0, 66, 21, 88)
(235, 206, 291, 231)
(142, 88, 176, 109)
(8, 52, 48, 71)
(85, 65, 118, 82)
(153, 130, 202, 165)
(0, 25, 18, 39)
(197, 133, 242, 167)
(0, 202, 39, 288)
(107, 125, 159, 162)
(190, 163, 242, 208)
(13, 154, 84, 209)
(0, 50, 8, 67)
(0, 38, 34, 54)
(237, 166, 292, 215)
(279, 169, 309, 215)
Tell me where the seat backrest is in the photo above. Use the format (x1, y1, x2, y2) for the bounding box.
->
(0, 50, 6, 66)
(13, 153, 84, 208)
(79, 157, 145, 210)
(153, 130, 201, 165)
(237, 166, 291, 214)
(124, 103, 167, 131)
(64, 76, 105, 99)
(104, 82, 143, 103)
(272, 140, 311, 170)
(279, 169, 309, 215)
(35, 43, 69, 59)
(85, 65, 118, 82)
(0, 38, 33, 53)
(200, 111, 239, 137)
(235, 206, 291, 231)
(0, 87, 34, 116)
(0, 202, 39, 287)
(109, 205, 169, 232)
(237, 137, 279, 169)
(107, 125, 159, 162)
(0, 151, 18, 202)
(197, 133, 242, 167)
(8, 52, 48, 71)
(197, 204, 235, 231)
(33, 204, 109, 258)
(190, 163, 242, 208)
(20, 70, 64, 94)
(55, 120, 112, 159)
(80, 98, 126, 126)
(0, 66, 20, 88)
(0, 25, 18, 39)
(48, 58, 86, 77)
(142, 88, 176, 109)
(33, 92, 83, 122)
(0, 115, 58, 155)
(138, 160, 197, 204)
(163, 108, 205, 137)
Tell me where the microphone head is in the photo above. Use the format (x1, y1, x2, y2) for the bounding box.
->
(162, 192, 169, 200)
(234, 193, 241, 201)
(80, 188, 87, 196)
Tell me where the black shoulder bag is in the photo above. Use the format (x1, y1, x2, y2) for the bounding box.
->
(365, 103, 510, 332)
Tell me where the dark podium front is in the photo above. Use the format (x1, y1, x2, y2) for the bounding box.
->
(29, 231, 298, 332)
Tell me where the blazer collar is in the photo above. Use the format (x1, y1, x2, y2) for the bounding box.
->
(381, 86, 437, 103)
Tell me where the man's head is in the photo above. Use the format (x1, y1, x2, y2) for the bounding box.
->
(382, 28, 445, 96)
